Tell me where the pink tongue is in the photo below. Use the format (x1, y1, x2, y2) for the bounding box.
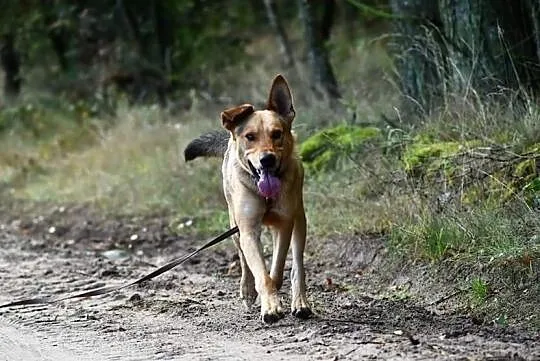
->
(257, 171, 281, 198)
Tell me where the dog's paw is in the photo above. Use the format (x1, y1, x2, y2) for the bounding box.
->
(262, 309, 285, 324)
(242, 296, 257, 310)
(240, 279, 258, 309)
(291, 295, 312, 319)
(292, 306, 313, 319)
(241, 290, 258, 310)
(260, 294, 284, 324)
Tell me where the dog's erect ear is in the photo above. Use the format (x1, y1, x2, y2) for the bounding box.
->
(221, 104, 255, 131)
(267, 74, 295, 123)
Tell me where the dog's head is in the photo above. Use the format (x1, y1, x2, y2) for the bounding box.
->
(221, 75, 296, 184)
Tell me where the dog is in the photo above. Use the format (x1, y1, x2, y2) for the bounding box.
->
(184, 75, 312, 323)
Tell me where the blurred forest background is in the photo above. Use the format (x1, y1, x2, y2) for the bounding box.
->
(1, 0, 539, 327)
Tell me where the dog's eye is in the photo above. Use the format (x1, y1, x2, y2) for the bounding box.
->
(245, 133, 256, 142)
(271, 130, 282, 140)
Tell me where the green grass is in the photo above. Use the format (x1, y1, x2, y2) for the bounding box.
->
(0, 101, 227, 230)
(390, 206, 540, 264)
(470, 277, 490, 305)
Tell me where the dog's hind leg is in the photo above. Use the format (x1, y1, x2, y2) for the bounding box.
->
(290, 209, 312, 319)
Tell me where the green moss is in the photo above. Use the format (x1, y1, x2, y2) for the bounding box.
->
(402, 136, 464, 174)
(299, 125, 380, 172)
(514, 159, 536, 178)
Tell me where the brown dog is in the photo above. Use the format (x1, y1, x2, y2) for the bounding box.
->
(184, 75, 312, 323)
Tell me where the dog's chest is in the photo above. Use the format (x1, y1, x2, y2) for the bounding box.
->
(262, 200, 291, 226)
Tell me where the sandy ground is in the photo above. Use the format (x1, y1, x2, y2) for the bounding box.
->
(0, 205, 538, 360)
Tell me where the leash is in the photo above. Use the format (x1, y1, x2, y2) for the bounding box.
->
(0, 226, 239, 309)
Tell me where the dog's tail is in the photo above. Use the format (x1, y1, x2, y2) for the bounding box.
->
(184, 130, 230, 161)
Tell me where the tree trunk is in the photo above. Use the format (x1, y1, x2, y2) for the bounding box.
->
(263, 0, 295, 68)
(390, 0, 446, 114)
(48, 29, 69, 72)
(41, 0, 69, 72)
(151, 0, 173, 107)
(152, 0, 172, 73)
(439, 0, 538, 92)
(116, 0, 144, 57)
(525, 0, 540, 65)
(320, 0, 336, 45)
(298, 0, 340, 99)
(341, 1, 360, 40)
(0, 32, 21, 99)
(391, 0, 540, 115)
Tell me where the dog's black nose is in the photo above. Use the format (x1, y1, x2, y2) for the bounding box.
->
(260, 153, 276, 169)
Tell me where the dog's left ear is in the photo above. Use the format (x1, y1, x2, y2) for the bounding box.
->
(267, 74, 295, 123)
(221, 104, 255, 132)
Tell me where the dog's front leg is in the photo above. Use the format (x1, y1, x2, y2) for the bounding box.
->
(233, 234, 258, 309)
(269, 220, 293, 290)
(290, 209, 312, 319)
(227, 205, 257, 309)
(236, 220, 284, 324)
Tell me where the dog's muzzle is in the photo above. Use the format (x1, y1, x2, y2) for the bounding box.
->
(259, 153, 277, 169)
(248, 160, 281, 181)
(248, 159, 282, 199)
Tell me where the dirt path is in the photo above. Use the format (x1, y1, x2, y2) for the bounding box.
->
(0, 206, 538, 360)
